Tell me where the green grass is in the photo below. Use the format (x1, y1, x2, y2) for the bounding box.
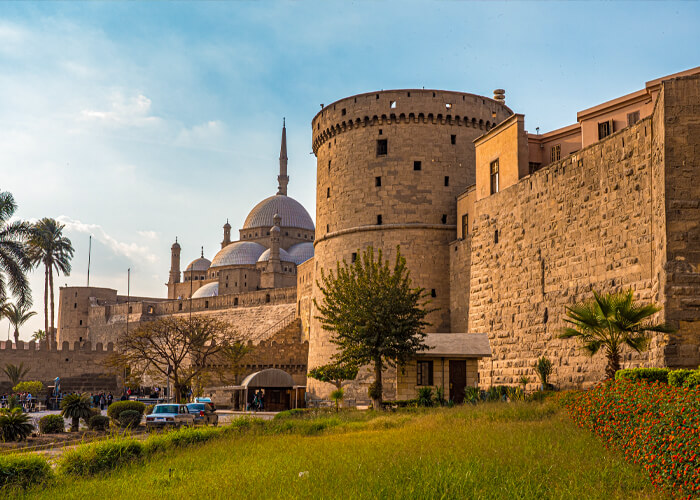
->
(15, 403, 660, 499)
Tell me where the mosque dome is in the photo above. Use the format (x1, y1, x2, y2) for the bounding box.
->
(287, 242, 314, 265)
(243, 195, 314, 231)
(257, 248, 294, 263)
(191, 282, 219, 298)
(210, 241, 266, 268)
(186, 257, 211, 272)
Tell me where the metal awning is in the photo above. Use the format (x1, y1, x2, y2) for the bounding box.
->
(415, 333, 492, 358)
(239, 368, 295, 388)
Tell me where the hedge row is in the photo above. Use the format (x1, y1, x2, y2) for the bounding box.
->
(562, 380, 700, 498)
(615, 367, 700, 388)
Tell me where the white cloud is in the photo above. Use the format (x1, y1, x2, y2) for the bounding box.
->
(137, 230, 159, 240)
(56, 216, 158, 264)
(80, 92, 162, 127)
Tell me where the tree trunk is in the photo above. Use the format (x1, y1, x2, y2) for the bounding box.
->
(606, 348, 621, 380)
(71, 416, 79, 432)
(372, 357, 383, 410)
(44, 265, 49, 349)
(49, 268, 55, 347)
(13, 328, 19, 344)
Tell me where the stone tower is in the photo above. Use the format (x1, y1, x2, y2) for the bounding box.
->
(307, 89, 512, 399)
(277, 119, 289, 196)
(221, 220, 231, 249)
(169, 238, 181, 284)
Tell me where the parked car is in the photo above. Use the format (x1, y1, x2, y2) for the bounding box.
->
(145, 404, 195, 430)
(186, 403, 219, 426)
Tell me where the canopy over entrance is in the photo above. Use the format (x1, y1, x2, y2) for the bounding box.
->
(240, 368, 295, 388)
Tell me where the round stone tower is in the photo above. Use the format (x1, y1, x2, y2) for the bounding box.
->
(308, 89, 512, 400)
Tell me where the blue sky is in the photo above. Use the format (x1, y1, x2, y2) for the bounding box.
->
(1, 1, 698, 339)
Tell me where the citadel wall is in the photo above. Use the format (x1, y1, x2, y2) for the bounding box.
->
(308, 89, 513, 399)
(466, 83, 689, 387)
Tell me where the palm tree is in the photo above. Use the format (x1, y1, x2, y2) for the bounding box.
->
(28, 218, 74, 347)
(60, 393, 92, 432)
(1, 362, 30, 386)
(31, 329, 46, 342)
(560, 290, 675, 380)
(0, 191, 32, 308)
(4, 303, 36, 343)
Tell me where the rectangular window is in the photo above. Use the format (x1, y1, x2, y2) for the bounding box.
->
(461, 214, 468, 238)
(444, 176, 449, 186)
(431, 289, 436, 298)
(598, 120, 613, 140)
(417, 360, 434, 386)
(494, 229, 499, 244)
(414, 160, 421, 171)
(341, 108, 346, 116)
(451, 134, 456, 145)
(550, 144, 561, 163)
(375, 176, 381, 187)
(328, 160, 331, 171)
(627, 111, 640, 126)
(490, 159, 499, 194)
(351, 252, 357, 263)
(377, 214, 383, 225)
(326, 187, 330, 198)
(376, 139, 387, 156)
(528, 162, 541, 175)
(441, 214, 447, 224)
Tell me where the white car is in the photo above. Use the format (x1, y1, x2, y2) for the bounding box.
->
(145, 404, 195, 430)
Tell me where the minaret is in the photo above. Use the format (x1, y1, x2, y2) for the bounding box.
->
(269, 214, 282, 273)
(277, 118, 289, 196)
(169, 238, 181, 284)
(221, 220, 231, 249)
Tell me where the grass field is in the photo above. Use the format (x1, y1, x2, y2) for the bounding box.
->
(17, 402, 660, 499)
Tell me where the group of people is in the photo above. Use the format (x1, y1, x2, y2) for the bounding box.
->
(89, 392, 115, 410)
(0, 392, 38, 411)
(248, 389, 265, 411)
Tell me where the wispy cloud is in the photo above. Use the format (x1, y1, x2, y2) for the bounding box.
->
(80, 92, 162, 127)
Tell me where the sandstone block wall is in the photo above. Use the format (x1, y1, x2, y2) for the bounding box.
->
(469, 115, 661, 388)
(307, 89, 512, 400)
(450, 237, 471, 333)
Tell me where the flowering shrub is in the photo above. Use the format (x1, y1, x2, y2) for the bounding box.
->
(562, 380, 700, 499)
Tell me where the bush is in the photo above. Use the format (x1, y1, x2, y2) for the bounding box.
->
(684, 371, 700, 389)
(464, 387, 480, 404)
(535, 357, 553, 387)
(107, 401, 146, 422)
(0, 454, 53, 489)
(82, 407, 101, 426)
(0, 408, 34, 442)
(145, 404, 155, 415)
(38, 414, 65, 434)
(118, 410, 142, 428)
(615, 368, 669, 384)
(6, 395, 20, 410)
(11, 381, 45, 395)
(417, 387, 433, 407)
(562, 380, 700, 498)
(88, 415, 110, 431)
(668, 369, 694, 387)
(274, 408, 313, 420)
(58, 438, 143, 476)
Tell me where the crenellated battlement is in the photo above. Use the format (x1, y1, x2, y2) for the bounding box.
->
(0, 339, 115, 352)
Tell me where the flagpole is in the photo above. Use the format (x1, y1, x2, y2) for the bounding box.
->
(87, 235, 92, 287)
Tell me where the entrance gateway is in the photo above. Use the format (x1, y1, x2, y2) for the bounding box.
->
(449, 360, 467, 404)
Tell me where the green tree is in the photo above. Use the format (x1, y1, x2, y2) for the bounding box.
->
(60, 393, 92, 432)
(0, 191, 32, 308)
(535, 356, 553, 389)
(31, 329, 46, 342)
(308, 363, 358, 390)
(560, 289, 675, 380)
(12, 381, 45, 395)
(27, 218, 74, 347)
(4, 302, 36, 344)
(314, 246, 433, 410)
(2, 362, 30, 386)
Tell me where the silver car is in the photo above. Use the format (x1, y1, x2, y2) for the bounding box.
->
(145, 404, 195, 430)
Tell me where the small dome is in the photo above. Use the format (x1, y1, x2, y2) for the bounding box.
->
(257, 247, 293, 263)
(243, 195, 314, 231)
(287, 242, 314, 265)
(191, 282, 218, 298)
(211, 241, 266, 268)
(186, 257, 211, 272)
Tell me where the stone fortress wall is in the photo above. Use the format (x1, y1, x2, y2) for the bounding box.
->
(0, 340, 119, 394)
(307, 89, 513, 400)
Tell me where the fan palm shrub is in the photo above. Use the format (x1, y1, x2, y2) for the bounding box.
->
(61, 394, 92, 432)
(4, 302, 37, 344)
(0, 408, 34, 441)
(560, 289, 675, 380)
(535, 357, 553, 389)
(27, 217, 74, 346)
(2, 362, 30, 386)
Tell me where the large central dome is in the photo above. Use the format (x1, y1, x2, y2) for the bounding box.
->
(243, 194, 314, 231)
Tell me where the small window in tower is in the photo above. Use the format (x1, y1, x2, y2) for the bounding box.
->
(74, 303, 77, 309)
(79, 337, 83, 342)
(444, 176, 449, 186)
(494, 229, 499, 244)
(79, 320, 83, 325)
(205, 300, 209, 309)
(378, 129, 382, 135)
(178, 302, 183, 311)
(390, 101, 397, 109)
(431, 289, 436, 298)
(490, 159, 500, 194)
(461, 214, 468, 238)
(441, 214, 447, 224)
(244, 282, 246, 287)
(376, 139, 387, 156)
(244, 274, 247, 279)
(234, 298, 239, 306)
(327, 187, 330, 198)
(128, 306, 133, 314)
(451, 134, 456, 145)
(326, 224, 329, 232)
(328, 160, 331, 171)
(432, 92, 436, 97)
(414, 161, 422, 171)
(328, 142, 331, 149)
(341, 108, 346, 116)
(377, 214, 383, 225)
(266, 294, 271, 303)
(375, 176, 381, 187)
(351, 252, 357, 263)
(407, 92, 411, 97)
(376, 94, 379, 99)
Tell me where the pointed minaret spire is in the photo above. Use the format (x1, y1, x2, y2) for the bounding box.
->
(277, 118, 289, 196)
(201, 246, 204, 258)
